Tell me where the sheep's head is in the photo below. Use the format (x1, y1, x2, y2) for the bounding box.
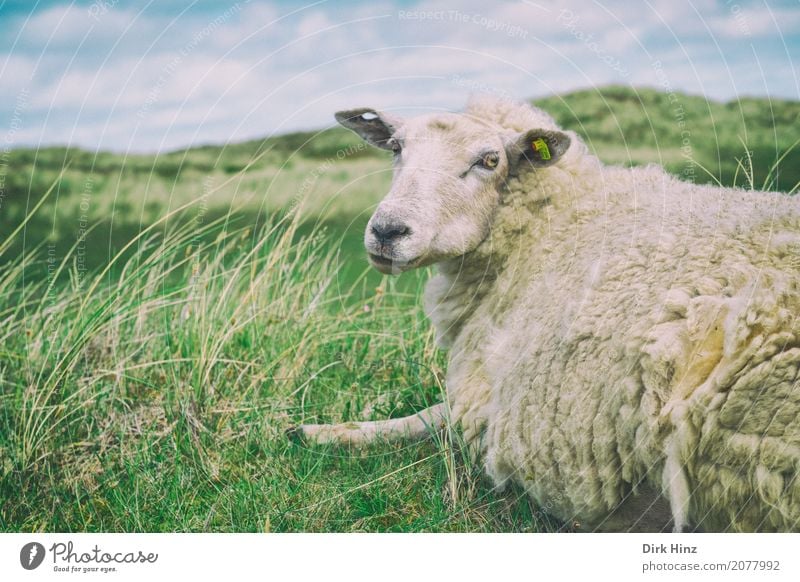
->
(335, 106, 570, 274)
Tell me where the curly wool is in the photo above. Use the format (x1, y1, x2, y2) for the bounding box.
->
(425, 96, 800, 531)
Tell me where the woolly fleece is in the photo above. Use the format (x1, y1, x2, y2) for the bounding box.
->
(424, 96, 800, 531)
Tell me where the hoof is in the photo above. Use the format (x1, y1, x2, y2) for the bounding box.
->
(285, 426, 305, 444)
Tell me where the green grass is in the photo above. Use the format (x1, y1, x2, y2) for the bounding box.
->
(0, 86, 798, 532)
(0, 195, 554, 532)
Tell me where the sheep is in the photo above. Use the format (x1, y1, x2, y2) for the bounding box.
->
(289, 95, 800, 532)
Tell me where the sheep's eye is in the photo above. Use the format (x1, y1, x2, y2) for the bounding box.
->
(479, 152, 499, 170)
(388, 139, 402, 155)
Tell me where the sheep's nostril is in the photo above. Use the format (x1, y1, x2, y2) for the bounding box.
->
(371, 222, 411, 244)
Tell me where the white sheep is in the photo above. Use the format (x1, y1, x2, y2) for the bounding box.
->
(290, 96, 800, 532)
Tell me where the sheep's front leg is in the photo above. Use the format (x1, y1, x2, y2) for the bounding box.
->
(287, 403, 447, 446)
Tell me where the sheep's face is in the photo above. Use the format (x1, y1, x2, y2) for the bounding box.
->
(335, 107, 570, 274)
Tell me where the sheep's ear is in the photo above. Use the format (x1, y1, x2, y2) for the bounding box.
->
(505, 129, 570, 171)
(334, 108, 402, 150)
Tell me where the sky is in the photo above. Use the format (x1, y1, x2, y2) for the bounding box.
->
(1, 0, 798, 152)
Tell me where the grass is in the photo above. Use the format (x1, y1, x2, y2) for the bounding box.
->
(0, 86, 798, 532)
(0, 192, 555, 532)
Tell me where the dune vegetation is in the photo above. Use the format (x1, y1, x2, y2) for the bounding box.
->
(0, 86, 797, 531)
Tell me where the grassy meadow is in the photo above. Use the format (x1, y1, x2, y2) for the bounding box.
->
(0, 86, 798, 532)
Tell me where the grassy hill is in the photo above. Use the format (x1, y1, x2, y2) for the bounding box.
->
(537, 86, 800, 187)
(0, 86, 798, 533)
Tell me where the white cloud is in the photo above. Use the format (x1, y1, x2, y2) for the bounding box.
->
(23, 4, 97, 43)
(23, 3, 150, 45)
(0, 54, 40, 91)
(708, 5, 800, 38)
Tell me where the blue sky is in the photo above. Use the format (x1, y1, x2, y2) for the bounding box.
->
(1, 0, 798, 152)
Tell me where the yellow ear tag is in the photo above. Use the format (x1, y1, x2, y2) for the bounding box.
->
(532, 137, 551, 160)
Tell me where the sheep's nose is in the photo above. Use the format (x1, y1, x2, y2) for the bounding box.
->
(371, 221, 410, 245)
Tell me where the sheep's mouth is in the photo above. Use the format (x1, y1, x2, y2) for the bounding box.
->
(368, 253, 394, 266)
(368, 253, 418, 274)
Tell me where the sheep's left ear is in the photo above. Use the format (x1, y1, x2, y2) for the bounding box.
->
(334, 108, 402, 150)
(505, 129, 571, 171)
